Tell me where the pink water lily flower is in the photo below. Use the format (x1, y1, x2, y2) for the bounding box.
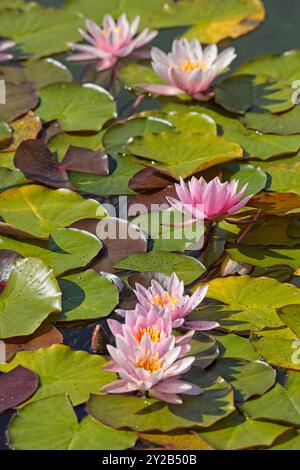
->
(167, 176, 252, 222)
(138, 38, 236, 99)
(117, 273, 218, 331)
(68, 14, 157, 71)
(0, 40, 15, 62)
(102, 331, 201, 404)
(109, 305, 194, 356)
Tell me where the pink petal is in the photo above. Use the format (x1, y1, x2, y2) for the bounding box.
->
(102, 379, 138, 394)
(150, 389, 182, 404)
(154, 379, 201, 395)
(137, 83, 183, 96)
(182, 320, 220, 331)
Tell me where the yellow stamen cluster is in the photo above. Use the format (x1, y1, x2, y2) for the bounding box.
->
(180, 59, 207, 73)
(135, 326, 161, 343)
(153, 291, 178, 308)
(136, 351, 163, 373)
(102, 26, 120, 36)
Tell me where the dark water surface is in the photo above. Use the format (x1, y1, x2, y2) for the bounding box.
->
(1, 0, 300, 450)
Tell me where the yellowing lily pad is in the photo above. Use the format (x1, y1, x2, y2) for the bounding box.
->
(0, 122, 12, 148)
(182, 0, 265, 43)
(3, 112, 42, 153)
(0, 184, 107, 239)
(194, 275, 299, 331)
(126, 131, 243, 179)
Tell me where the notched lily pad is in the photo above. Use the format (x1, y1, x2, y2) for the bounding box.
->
(8, 394, 137, 450)
(216, 74, 294, 114)
(0, 257, 61, 339)
(115, 251, 206, 285)
(126, 131, 243, 179)
(0, 184, 107, 239)
(0, 82, 39, 123)
(56, 269, 119, 322)
(0, 228, 102, 276)
(38, 83, 116, 132)
(88, 371, 234, 432)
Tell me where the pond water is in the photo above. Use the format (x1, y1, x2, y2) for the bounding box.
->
(0, 0, 300, 450)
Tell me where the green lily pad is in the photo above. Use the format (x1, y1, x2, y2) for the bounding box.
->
(215, 333, 260, 361)
(227, 244, 300, 268)
(115, 251, 206, 285)
(253, 156, 300, 194)
(126, 131, 243, 180)
(0, 4, 82, 58)
(0, 228, 102, 276)
(242, 372, 300, 426)
(251, 334, 300, 371)
(38, 83, 116, 132)
(270, 430, 300, 450)
(278, 304, 300, 337)
(221, 216, 300, 247)
(187, 332, 219, 369)
(0, 122, 12, 147)
(237, 50, 300, 83)
(103, 117, 174, 153)
(88, 371, 234, 432)
(64, 0, 265, 43)
(0, 257, 61, 339)
(0, 168, 28, 191)
(160, 101, 300, 159)
(0, 82, 39, 123)
(131, 209, 205, 252)
(8, 395, 136, 450)
(0, 344, 114, 406)
(220, 162, 267, 195)
(216, 74, 294, 114)
(0, 184, 106, 239)
(0, 0, 27, 10)
(140, 110, 217, 135)
(198, 411, 290, 450)
(56, 270, 119, 322)
(69, 155, 143, 196)
(49, 131, 105, 162)
(0, 59, 72, 91)
(118, 62, 163, 90)
(222, 120, 300, 160)
(139, 430, 213, 450)
(208, 358, 276, 401)
(25, 59, 72, 90)
(64, 0, 168, 29)
(242, 106, 300, 135)
(199, 275, 299, 331)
